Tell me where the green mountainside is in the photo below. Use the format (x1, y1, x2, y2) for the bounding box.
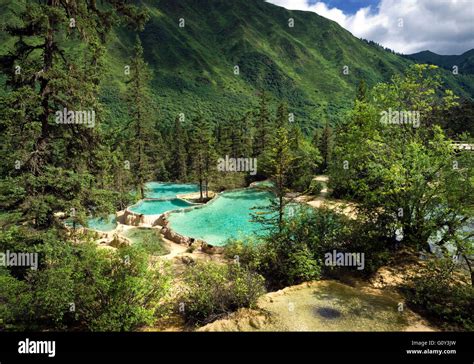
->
(406, 49, 474, 75)
(1, 0, 473, 131)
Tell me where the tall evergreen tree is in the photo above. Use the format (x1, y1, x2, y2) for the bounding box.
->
(189, 116, 215, 200)
(0, 0, 148, 228)
(256, 103, 295, 232)
(253, 91, 272, 156)
(318, 120, 333, 172)
(126, 36, 154, 199)
(170, 116, 188, 181)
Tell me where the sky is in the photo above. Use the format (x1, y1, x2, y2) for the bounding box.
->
(266, 0, 474, 55)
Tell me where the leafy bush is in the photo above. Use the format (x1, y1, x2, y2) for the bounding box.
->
(224, 239, 266, 272)
(284, 246, 321, 284)
(403, 257, 474, 331)
(291, 173, 314, 193)
(0, 233, 172, 331)
(226, 209, 376, 288)
(308, 180, 324, 195)
(180, 261, 265, 325)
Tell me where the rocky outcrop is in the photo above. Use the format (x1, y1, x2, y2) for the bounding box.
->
(123, 210, 144, 226)
(109, 234, 131, 248)
(155, 214, 168, 227)
(161, 227, 191, 246)
(197, 280, 436, 332)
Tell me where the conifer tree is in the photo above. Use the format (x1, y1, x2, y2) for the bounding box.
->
(189, 116, 215, 200)
(253, 90, 272, 156)
(126, 36, 154, 199)
(255, 102, 295, 232)
(318, 120, 333, 172)
(170, 116, 188, 181)
(0, 0, 148, 228)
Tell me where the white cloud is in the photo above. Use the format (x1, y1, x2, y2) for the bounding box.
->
(266, 0, 474, 54)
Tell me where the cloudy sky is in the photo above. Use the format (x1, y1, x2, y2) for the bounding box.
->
(266, 0, 474, 55)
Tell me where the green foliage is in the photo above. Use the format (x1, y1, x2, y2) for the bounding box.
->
(330, 64, 474, 251)
(253, 90, 273, 157)
(312, 122, 333, 173)
(189, 116, 217, 200)
(284, 246, 322, 284)
(308, 180, 324, 195)
(124, 228, 170, 256)
(0, 0, 148, 228)
(180, 261, 265, 325)
(0, 229, 172, 331)
(287, 125, 322, 191)
(225, 236, 321, 289)
(125, 36, 156, 199)
(255, 102, 296, 232)
(403, 257, 474, 331)
(228, 206, 397, 288)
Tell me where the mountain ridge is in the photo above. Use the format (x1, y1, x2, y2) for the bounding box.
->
(1, 0, 473, 130)
(405, 49, 474, 75)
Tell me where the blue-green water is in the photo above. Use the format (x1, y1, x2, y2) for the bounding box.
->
(145, 182, 199, 199)
(129, 198, 194, 215)
(168, 189, 274, 246)
(88, 214, 117, 231)
(65, 214, 117, 232)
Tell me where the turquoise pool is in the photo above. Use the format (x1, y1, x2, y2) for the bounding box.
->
(167, 188, 275, 246)
(65, 214, 117, 232)
(129, 198, 194, 215)
(88, 214, 117, 231)
(144, 182, 199, 199)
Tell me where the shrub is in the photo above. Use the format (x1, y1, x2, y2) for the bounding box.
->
(403, 257, 474, 331)
(180, 261, 265, 325)
(68, 244, 172, 331)
(224, 239, 266, 272)
(225, 210, 352, 289)
(284, 246, 321, 284)
(308, 180, 324, 195)
(0, 235, 172, 331)
(291, 173, 313, 192)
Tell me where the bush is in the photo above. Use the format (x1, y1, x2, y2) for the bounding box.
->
(0, 234, 172, 331)
(180, 261, 265, 325)
(224, 239, 266, 272)
(291, 173, 313, 192)
(403, 257, 474, 331)
(308, 180, 324, 195)
(225, 240, 322, 289)
(285, 246, 321, 284)
(225, 209, 354, 289)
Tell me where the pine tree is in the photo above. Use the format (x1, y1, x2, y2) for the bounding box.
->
(170, 116, 188, 181)
(318, 120, 333, 172)
(189, 116, 215, 200)
(0, 1, 148, 228)
(255, 102, 295, 232)
(126, 36, 154, 199)
(253, 90, 272, 156)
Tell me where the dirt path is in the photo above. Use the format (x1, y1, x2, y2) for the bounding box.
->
(294, 175, 358, 219)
